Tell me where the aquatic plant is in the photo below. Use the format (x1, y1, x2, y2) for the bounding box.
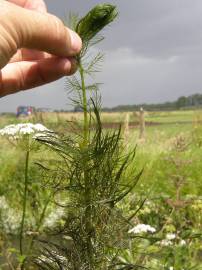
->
(32, 4, 143, 270)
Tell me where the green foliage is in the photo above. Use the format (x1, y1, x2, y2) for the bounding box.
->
(76, 4, 118, 56)
(76, 4, 117, 41)
(0, 110, 202, 269)
(31, 4, 144, 270)
(103, 93, 202, 112)
(124, 130, 202, 270)
(34, 113, 141, 269)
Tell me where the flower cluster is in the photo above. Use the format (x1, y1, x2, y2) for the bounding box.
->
(160, 233, 186, 247)
(166, 233, 176, 240)
(0, 123, 49, 138)
(128, 224, 156, 234)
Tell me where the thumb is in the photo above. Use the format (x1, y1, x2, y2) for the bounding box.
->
(8, 0, 47, 12)
(0, 1, 82, 68)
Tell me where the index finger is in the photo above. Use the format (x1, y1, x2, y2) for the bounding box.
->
(8, 0, 47, 12)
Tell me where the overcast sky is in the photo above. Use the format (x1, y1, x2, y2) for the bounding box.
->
(1, 0, 202, 112)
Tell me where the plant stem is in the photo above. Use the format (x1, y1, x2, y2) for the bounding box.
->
(79, 61, 94, 268)
(19, 149, 30, 256)
(79, 63, 89, 144)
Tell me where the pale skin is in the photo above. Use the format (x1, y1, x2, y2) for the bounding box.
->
(0, 0, 82, 97)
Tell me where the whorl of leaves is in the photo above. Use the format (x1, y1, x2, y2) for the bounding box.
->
(76, 4, 118, 43)
(33, 104, 142, 270)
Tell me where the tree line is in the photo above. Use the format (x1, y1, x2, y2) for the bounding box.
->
(102, 93, 202, 112)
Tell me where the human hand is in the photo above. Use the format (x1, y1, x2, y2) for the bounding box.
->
(0, 0, 82, 97)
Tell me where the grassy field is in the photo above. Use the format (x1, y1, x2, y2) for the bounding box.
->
(0, 110, 201, 269)
(1, 109, 200, 127)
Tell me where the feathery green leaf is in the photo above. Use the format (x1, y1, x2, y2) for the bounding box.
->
(76, 4, 118, 44)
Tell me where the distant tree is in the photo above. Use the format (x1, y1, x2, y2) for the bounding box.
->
(102, 93, 202, 112)
(176, 96, 187, 108)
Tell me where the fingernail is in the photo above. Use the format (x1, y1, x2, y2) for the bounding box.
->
(69, 30, 82, 53)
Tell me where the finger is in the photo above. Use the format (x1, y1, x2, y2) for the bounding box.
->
(0, 57, 77, 97)
(8, 0, 47, 12)
(0, 2, 82, 68)
(4, 1, 47, 63)
(9, 49, 51, 63)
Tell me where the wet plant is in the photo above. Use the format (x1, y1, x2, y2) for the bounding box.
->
(32, 4, 143, 270)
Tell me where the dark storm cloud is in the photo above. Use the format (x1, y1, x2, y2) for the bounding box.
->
(48, 0, 202, 58)
(1, 0, 202, 112)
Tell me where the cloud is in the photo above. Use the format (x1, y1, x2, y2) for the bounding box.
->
(98, 0, 202, 59)
(99, 46, 202, 106)
(99, 47, 184, 106)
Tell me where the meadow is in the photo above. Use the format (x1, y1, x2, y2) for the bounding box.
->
(0, 110, 201, 269)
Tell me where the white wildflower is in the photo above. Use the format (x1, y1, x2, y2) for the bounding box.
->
(34, 123, 48, 132)
(166, 233, 176, 240)
(179, 239, 186, 246)
(169, 267, 174, 270)
(20, 126, 35, 135)
(0, 125, 18, 136)
(128, 224, 156, 234)
(160, 233, 176, 246)
(0, 123, 49, 138)
(160, 239, 173, 246)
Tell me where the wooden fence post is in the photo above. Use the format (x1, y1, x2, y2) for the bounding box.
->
(139, 107, 145, 140)
(123, 112, 130, 147)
